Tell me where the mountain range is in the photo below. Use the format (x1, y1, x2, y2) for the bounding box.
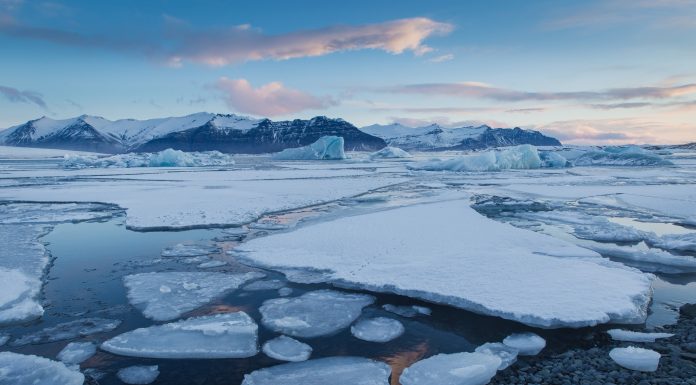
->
(0, 113, 561, 154)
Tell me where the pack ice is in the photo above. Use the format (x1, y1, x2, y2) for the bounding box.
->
(400, 352, 501, 385)
(259, 290, 374, 337)
(409, 145, 544, 172)
(124, 271, 264, 321)
(241, 356, 391, 385)
(63, 148, 235, 168)
(0, 351, 84, 385)
(236, 196, 653, 328)
(262, 335, 313, 362)
(272, 136, 346, 160)
(101, 312, 258, 358)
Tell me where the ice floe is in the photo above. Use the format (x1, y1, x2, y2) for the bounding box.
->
(161, 243, 220, 258)
(124, 271, 264, 321)
(350, 317, 405, 342)
(475, 342, 519, 370)
(101, 312, 258, 359)
(609, 346, 660, 372)
(241, 356, 391, 385)
(573, 146, 672, 167)
(0, 351, 84, 385)
(57, 341, 97, 365)
(12, 317, 121, 346)
(63, 148, 235, 168)
(585, 242, 696, 274)
(117, 365, 160, 384)
(259, 290, 374, 338)
(262, 335, 313, 362)
(237, 197, 653, 328)
(503, 332, 546, 356)
(400, 352, 501, 385)
(409, 145, 543, 172)
(369, 146, 412, 159)
(273, 136, 346, 160)
(607, 329, 674, 342)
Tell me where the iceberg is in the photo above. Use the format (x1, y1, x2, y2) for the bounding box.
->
(124, 271, 264, 321)
(63, 148, 236, 168)
(272, 136, 346, 160)
(607, 329, 674, 343)
(161, 243, 220, 258)
(539, 151, 570, 168)
(12, 317, 121, 346)
(475, 342, 519, 370)
(241, 356, 391, 385)
(117, 365, 160, 385)
(0, 351, 84, 385)
(262, 335, 313, 362)
(57, 341, 97, 365)
(573, 146, 672, 167)
(236, 197, 653, 328)
(259, 290, 374, 338)
(350, 317, 405, 342)
(609, 346, 660, 372)
(369, 146, 412, 159)
(101, 312, 258, 359)
(400, 352, 501, 385)
(502, 332, 546, 356)
(409, 145, 543, 172)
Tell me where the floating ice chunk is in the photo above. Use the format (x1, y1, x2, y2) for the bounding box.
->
(243, 279, 286, 291)
(0, 351, 84, 385)
(409, 145, 542, 172)
(278, 287, 293, 296)
(647, 233, 696, 252)
(502, 333, 546, 356)
(101, 312, 258, 359)
(369, 146, 412, 159)
(198, 260, 227, 268)
(382, 304, 431, 318)
(609, 346, 660, 372)
(64, 149, 235, 168)
(57, 342, 96, 365)
(413, 306, 432, 315)
(12, 317, 121, 346)
(0, 267, 43, 324)
(161, 243, 220, 258)
(262, 335, 313, 362)
(539, 151, 569, 168)
(241, 356, 391, 385)
(351, 317, 404, 342)
(573, 146, 672, 167)
(259, 290, 374, 338)
(117, 365, 160, 384)
(475, 342, 519, 370)
(607, 329, 674, 342)
(124, 271, 263, 321)
(585, 242, 696, 274)
(0, 334, 8, 346)
(400, 352, 501, 385)
(273, 136, 346, 160)
(0, 202, 117, 225)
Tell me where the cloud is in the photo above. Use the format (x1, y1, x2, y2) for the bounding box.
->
(214, 78, 335, 117)
(389, 116, 511, 129)
(537, 118, 696, 145)
(382, 81, 696, 102)
(0, 85, 47, 108)
(428, 53, 454, 63)
(0, 16, 453, 66)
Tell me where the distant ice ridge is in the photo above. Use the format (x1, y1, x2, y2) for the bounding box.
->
(0, 351, 84, 385)
(572, 146, 672, 167)
(124, 271, 264, 321)
(101, 312, 258, 359)
(609, 346, 660, 372)
(117, 365, 160, 384)
(242, 356, 391, 385)
(607, 329, 674, 342)
(63, 148, 235, 168)
(400, 352, 501, 385)
(409, 145, 562, 172)
(369, 146, 412, 159)
(236, 196, 653, 328)
(273, 136, 346, 160)
(262, 335, 313, 362)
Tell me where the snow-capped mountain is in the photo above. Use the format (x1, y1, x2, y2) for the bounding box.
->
(360, 123, 561, 151)
(0, 113, 386, 154)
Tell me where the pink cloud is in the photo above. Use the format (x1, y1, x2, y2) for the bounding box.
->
(214, 78, 335, 117)
(537, 118, 696, 145)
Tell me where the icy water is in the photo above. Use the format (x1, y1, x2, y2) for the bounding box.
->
(1, 217, 600, 385)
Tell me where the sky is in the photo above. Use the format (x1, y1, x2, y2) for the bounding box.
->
(1, 0, 695, 144)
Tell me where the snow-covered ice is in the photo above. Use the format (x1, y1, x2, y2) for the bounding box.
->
(57, 341, 97, 365)
(0, 351, 84, 385)
(241, 356, 391, 385)
(237, 196, 653, 328)
(262, 335, 313, 362)
(647, 233, 696, 252)
(400, 352, 501, 385)
(584, 242, 696, 274)
(409, 145, 542, 172)
(609, 346, 660, 372)
(475, 342, 519, 370)
(259, 290, 374, 338)
(502, 332, 546, 356)
(63, 148, 235, 168)
(12, 317, 121, 346)
(607, 329, 674, 343)
(117, 365, 160, 384)
(350, 317, 405, 342)
(101, 312, 258, 358)
(124, 271, 263, 321)
(272, 136, 346, 160)
(161, 243, 220, 257)
(369, 146, 412, 159)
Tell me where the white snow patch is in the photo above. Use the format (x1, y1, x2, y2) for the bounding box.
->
(609, 346, 660, 372)
(351, 317, 404, 342)
(0, 351, 84, 385)
(400, 352, 501, 385)
(262, 335, 313, 362)
(241, 356, 391, 385)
